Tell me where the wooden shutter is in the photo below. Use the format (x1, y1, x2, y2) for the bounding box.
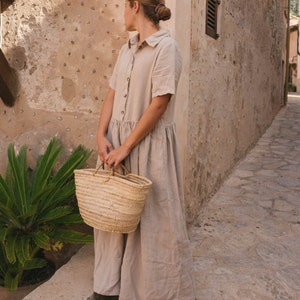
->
(206, 0, 220, 39)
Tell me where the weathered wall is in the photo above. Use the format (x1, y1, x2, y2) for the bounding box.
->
(185, 0, 287, 221)
(1, 0, 127, 172)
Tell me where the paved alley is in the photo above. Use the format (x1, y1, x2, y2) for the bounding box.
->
(191, 95, 300, 300)
(24, 96, 300, 300)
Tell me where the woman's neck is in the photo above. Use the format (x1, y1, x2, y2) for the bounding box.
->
(136, 19, 159, 46)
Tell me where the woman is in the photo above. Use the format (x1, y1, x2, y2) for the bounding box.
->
(90, 1, 195, 299)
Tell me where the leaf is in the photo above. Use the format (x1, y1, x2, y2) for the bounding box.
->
(30, 183, 58, 210)
(4, 234, 17, 263)
(4, 271, 20, 291)
(0, 245, 8, 276)
(37, 206, 74, 223)
(0, 228, 8, 242)
(7, 144, 29, 215)
(36, 181, 75, 213)
(31, 231, 51, 250)
(49, 229, 93, 244)
(31, 143, 90, 213)
(51, 213, 83, 224)
(15, 236, 31, 264)
(0, 175, 14, 206)
(52, 145, 92, 186)
(23, 258, 47, 270)
(0, 201, 21, 228)
(31, 138, 63, 199)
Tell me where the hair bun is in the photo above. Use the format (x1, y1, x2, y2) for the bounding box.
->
(155, 3, 171, 21)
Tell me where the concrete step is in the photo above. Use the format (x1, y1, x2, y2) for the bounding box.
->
(24, 245, 94, 300)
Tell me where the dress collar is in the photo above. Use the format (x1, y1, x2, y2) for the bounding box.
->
(128, 29, 170, 49)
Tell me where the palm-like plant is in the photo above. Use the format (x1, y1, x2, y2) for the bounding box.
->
(0, 138, 93, 291)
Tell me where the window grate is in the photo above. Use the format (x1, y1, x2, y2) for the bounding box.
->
(206, 0, 220, 39)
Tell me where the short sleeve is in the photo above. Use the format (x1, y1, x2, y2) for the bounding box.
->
(152, 39, 182, 98)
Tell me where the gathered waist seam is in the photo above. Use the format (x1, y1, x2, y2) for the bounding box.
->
(110, 118, 175, 130)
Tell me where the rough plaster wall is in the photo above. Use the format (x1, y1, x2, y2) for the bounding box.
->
(185, 0, 287, 221)
(0, 0, 127, 173)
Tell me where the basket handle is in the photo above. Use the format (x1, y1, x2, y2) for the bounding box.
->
(94, 163, 130, 176)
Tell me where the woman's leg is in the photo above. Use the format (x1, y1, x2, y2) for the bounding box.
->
(93, 229, 124, 296)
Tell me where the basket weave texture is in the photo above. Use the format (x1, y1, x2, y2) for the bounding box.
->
(74, 166, 152, 233)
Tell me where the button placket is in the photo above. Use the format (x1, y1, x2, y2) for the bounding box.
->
(121, 55, 135, 120)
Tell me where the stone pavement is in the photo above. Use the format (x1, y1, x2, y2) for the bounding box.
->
(25, 95, 300, 299)
(191, 95, 300, 300)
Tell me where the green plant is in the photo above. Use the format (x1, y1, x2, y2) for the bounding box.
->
(0, 242, 52, 291)
(0, 138, 93, 291)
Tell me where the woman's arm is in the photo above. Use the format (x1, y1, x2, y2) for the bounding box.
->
(97, 88, 115, 162)
(105, 94, 171, 167)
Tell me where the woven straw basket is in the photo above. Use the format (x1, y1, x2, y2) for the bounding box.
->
(74, 164, 152, 233)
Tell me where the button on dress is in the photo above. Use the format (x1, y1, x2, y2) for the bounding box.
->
(93, 29, 195, 300)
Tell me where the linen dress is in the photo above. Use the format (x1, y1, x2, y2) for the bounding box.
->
(93, 29, 195, 300)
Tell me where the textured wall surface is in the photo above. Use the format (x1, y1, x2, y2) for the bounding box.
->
(185, 0, 287, 221)
(1, 0, 127, 172)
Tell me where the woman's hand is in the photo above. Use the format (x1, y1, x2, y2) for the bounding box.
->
(105, 144, 131, 168)
(97, 136, 114, 163)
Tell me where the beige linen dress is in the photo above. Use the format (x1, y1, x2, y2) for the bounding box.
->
(93, 29, 195, 300)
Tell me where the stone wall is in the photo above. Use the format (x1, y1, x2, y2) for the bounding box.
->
(1, 0, 127, 171)
(0, 0, 287, 223)
(184, 0, 287, 221)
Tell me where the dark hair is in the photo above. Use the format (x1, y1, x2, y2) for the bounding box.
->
(128, 0, 171, 25)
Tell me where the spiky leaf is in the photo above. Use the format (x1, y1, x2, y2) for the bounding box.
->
(31, 138, 63, 199)
(23, 258, 47, 270)
(51, 214, 83, 224)
(50, 229, 93, 244)
(0, 228, 8, 242)
(0, 175, 14, 206)
(7, 144, 30, 215)
(32, 231, 51, 250)
(4, 271, 20, 291)
(52, 145, 92, 186)
(37, 206, 74, 223)
(0, 201, 21, 228)
(15, 236, 31, 264)
(4, 234, 17, 263)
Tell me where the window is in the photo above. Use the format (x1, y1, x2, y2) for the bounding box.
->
(206, 0, 220, 39)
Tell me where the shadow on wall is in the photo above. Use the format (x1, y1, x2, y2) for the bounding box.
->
(0, 0, 127, 173)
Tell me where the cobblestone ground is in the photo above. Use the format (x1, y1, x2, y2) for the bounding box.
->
(190, 96, 300, 300)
